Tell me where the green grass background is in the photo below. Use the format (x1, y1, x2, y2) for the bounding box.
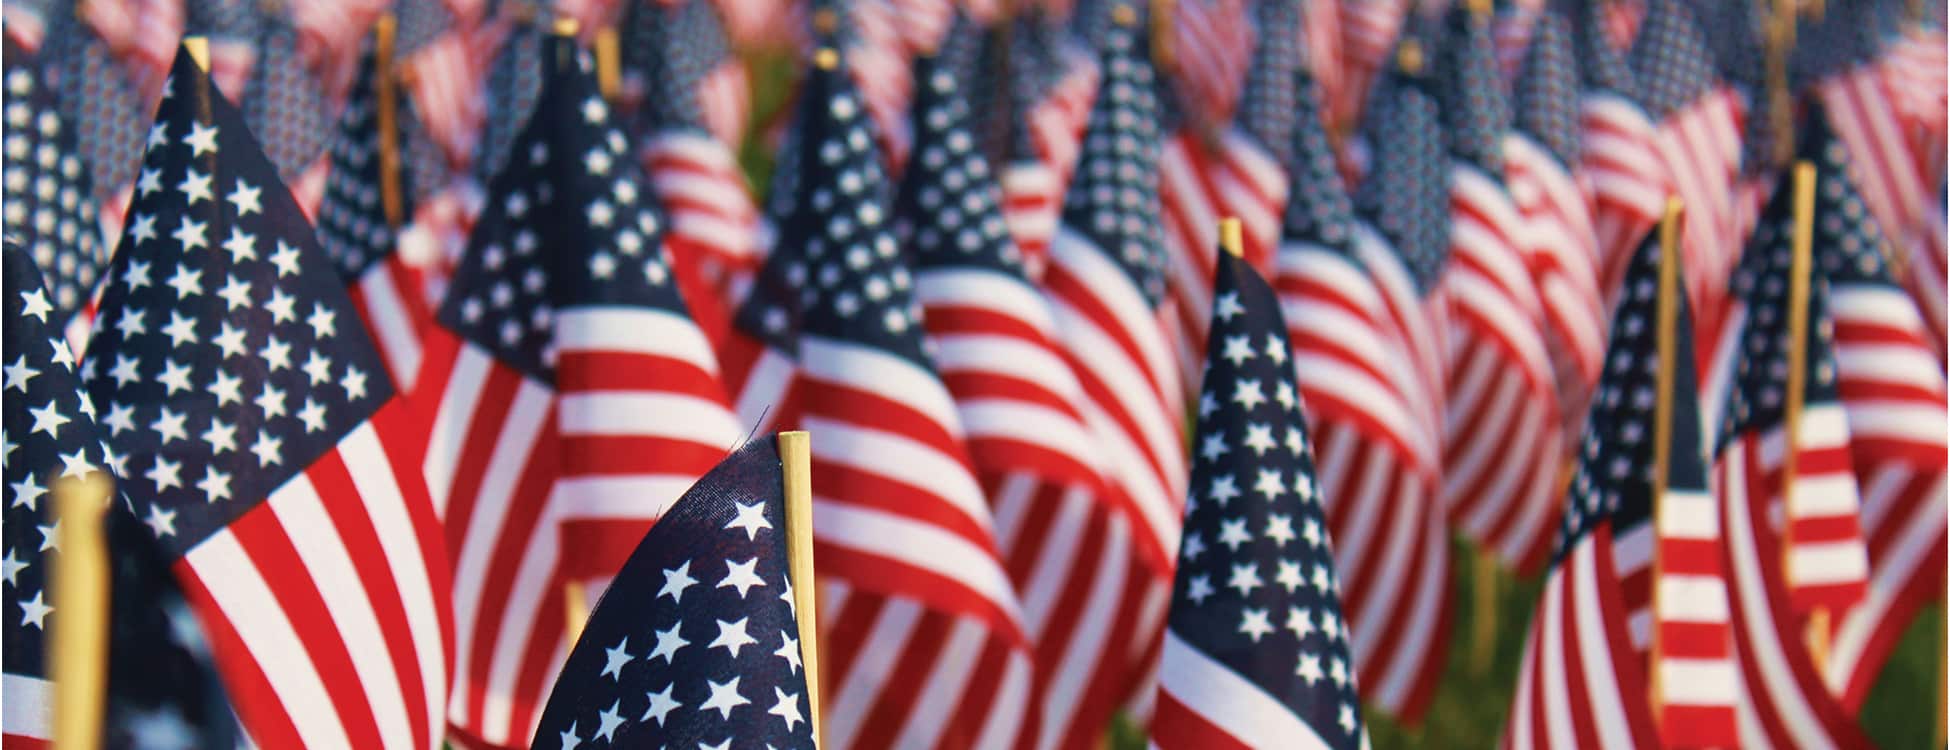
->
(736, 52, 1945, 749)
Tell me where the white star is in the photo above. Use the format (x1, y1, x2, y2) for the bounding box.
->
(249, 430, 282, 467)
(1227, 561, 1263, 596)
(19, 590, 51, 629)
(202, 417, 238, 454)
(1294, 470, 1315, 499)
(259, 336, 292, 371)
(658, 560, 697, 602)
(725, 501, 772, 540)
(302, 351, 333, 385)
(1253, 468, 1286, 500)
(264, 287, 296, 323)
(1276, 559, 1304, 592)
(183, 120, 219, 157)
(144, 504, 178, 537)
(710, 615, 759, 657)
(769, 687, 805, 731)
(3, 356, 38, 392)
(340, 366, 368, 400)
(113, 307, 146, 338)
(1181, 532, 1206, 561)
(125, 707, 196, 750)
(699, 739, 731, 750)
(171, 216, 208, 251)
(641, 683, 682, 725)
(162, 310, 198, 348)
(1339, 704, 1358, 733)
(600, 637, 632, 680)
(580, 97, 609, 123)
(556, 722, 582, 750)
(10, 476, 44, 510)
(38, 519, 59, 552)
(145, 456, 183, 492)
(588, 251, 616, 279)
(586, 199, 614, 227)
(176, 168, 214, 205)
(129, 214, 159, 245)
(1221, 335, 1255, 366)
(19, 288, 51, 321)
(1187, 574, 1214, 604)
(1218, 517, 1252, 551)
(1208, 474, 1241, 505)
(0, 549, 24, 586)
(1296, 649, 1323, 684)
(122, 259, 154, 290)
(1265, 514, 1297, 546)
(56, 449, 94, 479)
(164, 263, 203, 298)
(1312, 564, 1333, 593)
(226, 179, 262, 216)
(1242, 423, 1276, 455)
(717, 557, 766, 598)
(647, 622, 689, 664)
(107, 354, 141, 389)
(1198, 391, 1219, 417)
(1303, 518, 1324, 548)
(270, 240, 301, 276)
(1287, 606, 1316, 639)
(1285, 426, 1305, 456)
(583, 148, 612, 175)
(593, 700, 625, 742)
(1322, 610, 1342, 641)
(297, 398, 327, 433)
(1331, 656, 1349, 686)
(780, 573, 796, 615)
(145, 123, 168, 151)
(1238, 607, 1274, 642)
(1265, 334, 1288, 364)
(27, 400, 68, 438)
(1232, 379, 1267, 411)
(0, 431, 12, 464)
(210, 370, 243, 407)
(1275, 380, 1297, 410)
(776, 631, 804, 673)
(699, 676, 750, 720)
(1215, 292, 1245, 321)
(196, 465, 232, 503)
(1198, 431, 1228, 461)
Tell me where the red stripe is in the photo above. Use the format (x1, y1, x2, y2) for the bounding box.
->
(174, 557, 307, 750)
(849, 610, 953, 750)
(1150, 687, 1255, 750)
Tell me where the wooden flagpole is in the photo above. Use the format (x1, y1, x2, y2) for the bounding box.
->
(1219, 217, 1243, 258)
(1647, 195, 1686, 724)
(1781, 161, 1831, 674)
(374, 14, 405, 231)
(779, 431, 822, 747)
(594, 26, 621, 104)
(183, 36, 211, 72)
(554, 13, 590, 646)
(48, 472, 114, 750)
(1147, 0, 1175, 73)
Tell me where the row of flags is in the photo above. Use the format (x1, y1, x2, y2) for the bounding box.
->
(1, 0, 1944, 748)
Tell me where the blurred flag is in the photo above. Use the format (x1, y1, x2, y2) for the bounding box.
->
(414, 36, 739, 748)
(1792, 110, 1948, 716)
(181, 0, 263, 98)
(1432, 5, 1562, 574)
(1507, 13, 1606, 440)
(80, 46, 454, 750)
(528, 436, 816, 749)
(1151, 244, 1368, 749)
(397, 0, 489, 172)
(2, 35, 111, 350)
(1164, 0, 1254, 132)
(902, 55, 1140, 750)
(471, 12, 545, 185)
(1711, 157, 1874, 748)
(1567, 0, 1665, 306)
(1332, 0, 1408, 131)
(239, 14, 335, 214)
(34, 0, 152, 234)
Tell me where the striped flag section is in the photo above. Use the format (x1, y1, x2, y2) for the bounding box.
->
(1164, 0, 1253, 131)
(401, 29, 485, 170)
(1332, 0, 1408, 131)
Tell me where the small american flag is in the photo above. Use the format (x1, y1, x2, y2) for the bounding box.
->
(181, 0, 262, 99)
(239, 15, 334, 213)
(2, 35, 110, 348)
(1331, 0, 1408, 131)
(416, 36, 741, 748)
(1151, 246, 1368, 749)
(1711, 146, 1876, 748)
(528, 436, 816, 749)
(901, 55, 1142, 750)
(1164, 0, 1254, 132)
(470, 15, 545, 185)
(80, 46, 454, 750)
(1567, 0, 1663, 308)
(35, 3, 150, 211)
(397, 0, 487, 171)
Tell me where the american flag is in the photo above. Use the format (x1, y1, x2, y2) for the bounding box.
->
(753, 46, 1039, 750)
(1503, 230, 1712, 750)
(1507, 13, 1606, 442)
(35, 1, 151, 215)
(415, 36, 741, 748)
(1301, 0, 1342, 119)
(1158, 0, 1298, 398)
(79, 46, 454, 750)
(3, 245, 252, 750)
(1331, 0, 1408, 131)
(1793, 111, 1948, 716)
(239, 14, 334, 214)
(1432, 5, 1563, 575)
(1152, 244, 1369, 749)
(181, 0, 262, 99)
(901, 56, 1143, 750)
(1038, 17, 1186, 720)
(397, 0, 487, 172)
(623, 0, 751, 151)
(1711, 154, 1875, 748)
(989, 10, 1072, 280)
(73, 0, 184, 100)
(1164, 0, 1253, 133)
(2, 35, 110, 349)
(527, 436, 816, 749)
(1336, 53, 1453, 723)
(1568, 0, 1664, 307)
(470, 13, 544, 185)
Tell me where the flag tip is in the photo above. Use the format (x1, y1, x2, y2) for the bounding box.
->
(1219, 217, 1243, 258)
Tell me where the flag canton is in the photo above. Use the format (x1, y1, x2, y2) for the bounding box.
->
(39, 9, 148, 201)
(395, 0, 458, 55)
(1059, 22, 1169, 307)
(2, 245, 114, 681)
(1279, 67, 1358, 259)
(1801, 106, 1901, 289)
(317, 45, 413, 282)
(474, 20, 546, 183)
(1354, 68, 1450, 294)
(530, 438, 815, 749)
(1556, 235, 1706, 561)
(1436, 6, 1510, 178)
(241, 19, 331, 183)
(628, 0, 733, 135)
(81, 51, 395, 558)
(1172, 251, 1364, 745)
(1236, 0, 1301, 167)
(439, 41, 686, 383)
(1569, 0, 1638, 99)
(898, 58, 1028, 280)
(1512, 12, 1581, 169)
(1629, 0, 1717, 119)
(3, 36, 108, 325)
(183, 0, 263, 44)
(1790, 0, 1895, 84)
(1716, 176, 1845, 450)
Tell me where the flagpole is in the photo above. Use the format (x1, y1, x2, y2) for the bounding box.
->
(183, 35, 210, 74)
(1647, 194, 1686, 726)
(552, 13, 590, 645)
(552, 17, 580, 72)
(594, 26, 620, 103)
(1147, 0, 1174, 72)
(374, 13, 405, 231)
(1219, 217, 1242, 258)
(1781, 160, 1830, 675)
(778, 431, 822, 748)
(48, 472, 114, 750)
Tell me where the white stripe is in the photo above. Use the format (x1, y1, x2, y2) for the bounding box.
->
(1570, 543, 1635, 750)
(424, 346, 491, 515)
(1658, 657, 1739, 705)
(1050, 227, 1183, 411)
(554, 307, 722, 376)
(557, 392, 741, 446)
(823, 599, 922, 750)
(1538, 568, 1578, 750)
(1158, 630, 1337, 749)
(734, 347, 796, 432)
(1373, 489, 1447, 711)
(1833, 286, 1933, 337)
(1657, 488, 1720, 538)
(1833, 340, 1945, 393)
(799, 417, 990, 532)
(1657, 573, 1732, 622)
(551, 476, 699, 521)
(1, 673, 51, 740)
(955, 400, 1100, 471)
(479, 484, 565, 743)
(931, 336, 1077, 397)
(1830, 471, 1945, 693)
(1787, 543, 1871, 585)
(974, 650, 1034, 750)
(1047, 299, 1185, 536)
(800, 336, 962, 436)
(1841, 402, 1950, 446)
(340, 425, 449, 748)
(1019, 485, 1092, 637)
(891, 618, 987, 749)
(186, 532, 355, 749)
(916, 268, 1059, 336)
(1039, 511, 1131, 750)
(358, 261, 424, 387)
(1291, 353, 1430, 469)
(813, 500, 1025, 630)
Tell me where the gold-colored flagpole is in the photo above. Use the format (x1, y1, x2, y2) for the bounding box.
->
(1219, 217, 1242, 258)
(48, 472, 114, 750)
(183, 35, 211, 72)
(594, 26, 621, 104)
(1647, 195, 1686, 726)
(551, 12, 590, 646)
(374, 14, 404, 232)
(1781, 160, 1831, 675)
(779, 431, 822, 747)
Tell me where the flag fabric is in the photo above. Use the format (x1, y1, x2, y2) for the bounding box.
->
(1152, 245, 1369, 750)
(35, 0, 151, 221)
(1433, 5, 1564, 574)
(624, 0, 751, 151)
(397, 0, 488, 172)
(1331, 0, 1408, 132)
(413, 36, 740, 748)
(992, 10, 1088, 280)
(2, 35, 110, 349)
(1568, 0, 1666, 306)
(1793, 111, 1948, 715)
(180, 0, 261, 103)
(470, 14, 545, 186)
(78, 46, 454, 750)
(1158, 0, 1298, 397)
(1711, 159, 1874, 749)
(238, 13, 334, 215)
(1507, 13, 1606, 441)
(1164, 0, 1254, 133)
(1502, 230, 1708, 750)
(1037, 19, 1187, 719)
(527, 436, 817, 749)
(751, 46, 1039, 750)
(901, 55, 1146, 750)
(1277, 57, 1452, 728)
